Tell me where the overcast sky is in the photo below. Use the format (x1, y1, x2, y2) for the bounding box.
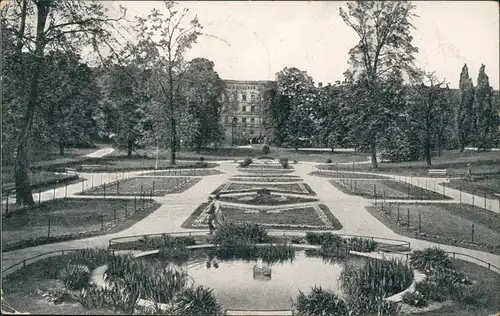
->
(116, 1, 499, 90)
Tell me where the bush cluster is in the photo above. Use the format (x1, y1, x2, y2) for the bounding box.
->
(262, 144, 270, 155)
(279, 157, 289, 168)
(305, 232, 377, 253)
(239, 158, 253, 168)
(59, 264, 91, 291)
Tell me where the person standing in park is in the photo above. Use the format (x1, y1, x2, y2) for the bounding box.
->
(206, 194, 224, 234)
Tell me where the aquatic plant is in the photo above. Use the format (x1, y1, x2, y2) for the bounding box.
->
(213, 222, 268, 245)
(173, 285, 222, 316)
(341, 257, 413, 299)
(258, 244, 295, 264)
(295, 286, 348, 316)
(139, 234, 196, 250)
(346, 237, 378, 252)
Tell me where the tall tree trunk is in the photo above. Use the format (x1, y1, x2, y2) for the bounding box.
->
(15, 2, 50, 205)
(170, 115, 177, 164)
(370, 138, 378, 169)
(59, 141, 65, 156)
(127, 139, 133, 157)
(425, 135, 432, 166)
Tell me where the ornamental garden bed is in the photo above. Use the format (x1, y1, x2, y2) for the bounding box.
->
(78, 177, 201, 196)
(329, 179, 451, 200)
(2, 198, 161, 252)
(230, 174, 301, 178)
(229, 176, 302, 183)
(238, 168, 295, 174)
(212, 182, 315, 196)
(310, 171, 389, 179)
(219, 192, 319, 205)
(141, 169, 223, 177)
(182, 203, 342, 230)
(366, 202, 500, 254)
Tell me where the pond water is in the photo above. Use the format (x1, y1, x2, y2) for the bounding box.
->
(184, 250, 362, 311)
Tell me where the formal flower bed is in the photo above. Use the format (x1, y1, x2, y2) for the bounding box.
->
(219, 192, 319, 205)
(213, 182, 315, 195)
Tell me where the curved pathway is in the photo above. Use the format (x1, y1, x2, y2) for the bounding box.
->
(2, 160, 499, 278)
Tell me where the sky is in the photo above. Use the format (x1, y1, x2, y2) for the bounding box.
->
(115, 1, 499, 90)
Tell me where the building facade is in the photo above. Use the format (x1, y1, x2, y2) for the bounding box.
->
(222, 80, 271, 145)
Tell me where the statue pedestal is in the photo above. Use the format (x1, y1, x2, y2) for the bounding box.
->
(253, 260, 272, 280)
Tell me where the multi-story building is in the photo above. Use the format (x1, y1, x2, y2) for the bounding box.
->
(221, 80, 271, 145)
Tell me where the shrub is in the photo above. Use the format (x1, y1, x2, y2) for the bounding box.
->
(305, 232, 343, 246)
(346, 237, 378, 252)
(293, 160, 297, 164)
(173, 285, 222, 316)
(262, 144, 270, 155)
(199, 156, 205, 162)
(347, 294, 401, 315)
(402, 291, 428, 307)
(326, 158, 332, 163)
(59, 264, 91, 290)
(296, 286, 348, 316)
(414, 280, 448, 302)
(139, 234, 196, 250)
(410, 247, 453, 272)
(341, 258, 414, 299)
(279, 157, 289, 168)
(239, 158, 253, 168)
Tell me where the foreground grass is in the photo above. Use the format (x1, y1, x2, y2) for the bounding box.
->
(446, 175, 500, 199)
(366, 203, 500, 254)
(413, 259, 500, 316)
(330, 179, 450, 200)
(2, 198, 161, 251)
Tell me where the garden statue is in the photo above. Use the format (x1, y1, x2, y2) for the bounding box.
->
(253, 258, 272, 280)
(206, 194, 226, 234)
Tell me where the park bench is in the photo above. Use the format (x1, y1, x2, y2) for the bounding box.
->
(428, 169, 447, 176)
(80, 164, 101, 171)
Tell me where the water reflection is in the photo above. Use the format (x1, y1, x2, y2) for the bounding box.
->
(186, 250, 357, 311)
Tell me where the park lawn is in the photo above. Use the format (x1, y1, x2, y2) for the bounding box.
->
(366, 203, 500, 254)
(310, 171, 389, 179)
(219, 193, 319, 205)
(225, 182, 315, 195)
(182, 203, 342, 230)
(329, 179, 450, 200)
(2, 198, 161, 251)
(2, 169, 81, 195)
(230, 177, 302, 182)
(445, 175, 500, 199)
(317, 150, 500, 177)
(412, 259, 500, 316)
(79, 177, 201, 196)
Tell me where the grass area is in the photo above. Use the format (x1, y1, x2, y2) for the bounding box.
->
(2, 198, 161, 252)
(224, 182, 315, 195)
(446, 175, 500, 199)
(38, 154, 218, 172)
(317, 150, 500, 177)
(182, 202, 342, 230)
(78, 177, 201, 196)
(366, 202, 500, 254)
(310, 171, 389, 179)
(329, 179, 450, 200)
(412, 259, 500, 316)
(1, 169, 82, 195)
(230, 176, 302, 182)
(220, 193, 319, 205)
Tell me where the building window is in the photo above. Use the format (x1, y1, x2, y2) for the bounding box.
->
(242, 93, 247, 101)
(242, 106, 246, 112)
(251, 106, 255, 112)
(232, 92, 237, 101)
(242, 117, 247, 124)
(251, 94, 255, 101)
